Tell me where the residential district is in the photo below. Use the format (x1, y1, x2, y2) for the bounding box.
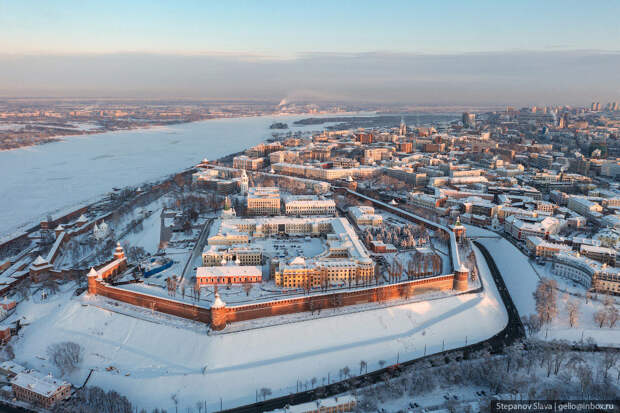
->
(0, 103, 619, 412)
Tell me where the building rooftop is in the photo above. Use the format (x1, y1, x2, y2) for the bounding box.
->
(10, 370, 69, 397)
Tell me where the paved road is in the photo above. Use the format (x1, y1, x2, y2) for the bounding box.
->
(218, 241, 525, 413)
(181, 218, 213, 282)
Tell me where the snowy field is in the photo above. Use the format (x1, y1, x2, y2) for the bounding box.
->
(120, 207, 163, 254)
(9, 242, 507, 411)
(0, 113, 355, 241)
(467, 224, 620, 347)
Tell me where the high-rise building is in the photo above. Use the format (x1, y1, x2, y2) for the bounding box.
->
(462, 112, 475, 128)
(399, 118, 407, 135)
(557, 113, 568, 129)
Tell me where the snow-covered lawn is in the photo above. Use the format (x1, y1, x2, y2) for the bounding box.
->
(120, 208, 163, 254)
(9, 240, 507, 412)
(467, 224, 620, 347)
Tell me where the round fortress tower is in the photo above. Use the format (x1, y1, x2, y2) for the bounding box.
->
(210, 291, 228, 331)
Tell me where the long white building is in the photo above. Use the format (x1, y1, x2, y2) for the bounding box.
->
(283, 195, 336, 216)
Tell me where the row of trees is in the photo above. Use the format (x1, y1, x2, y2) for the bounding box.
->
(531, 277, 619, 331)
(355, 340, 619, 412)
(165, 276, 205, 302)
(54, 386, 133, 413)
(362, 222, 429, 251)
(594, 297, 619, 328)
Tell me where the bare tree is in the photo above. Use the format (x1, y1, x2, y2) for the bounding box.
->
(47, 342, 83, 376)
(259, 387, 272, 401)
(601, 351, 620, 381)
(533, 278, 558, 324)
(594, 309, 608, 328)
(360, 360, 367, 374)
(552, 340, 570, 375)
(521, 314, 541, 335)
(606, 304, 619, 328)
(193, 284, 201, 302)
(565, 299, 580, 328)
(171, 394, 178, 413)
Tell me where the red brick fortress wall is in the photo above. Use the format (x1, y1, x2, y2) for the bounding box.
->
(225, 274, 455, 323)
(89, 274, 454, 329)
(91, 279, 212, 323)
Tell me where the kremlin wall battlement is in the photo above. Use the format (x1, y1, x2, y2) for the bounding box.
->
(88, 271, 457, 331)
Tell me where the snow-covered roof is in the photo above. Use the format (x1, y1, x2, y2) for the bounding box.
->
(10, 370, 69, 397)
(458, 263, 469, 273)
(31, 256, 47, 266)
(526, 236, 572, 251)
(196, 265, 261, 279)
(289, 256, 306, 266)
(211, 293, 226, 309)
(0, 361, 26, 375)
(580, 244, 616, 255)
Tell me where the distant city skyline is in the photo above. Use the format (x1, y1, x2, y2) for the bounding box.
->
(1, 1, 619, 104)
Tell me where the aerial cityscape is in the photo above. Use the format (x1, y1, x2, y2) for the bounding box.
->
(0, 1, 619, 412)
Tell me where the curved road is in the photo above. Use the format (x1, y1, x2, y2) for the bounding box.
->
(219, 242, 525, 413)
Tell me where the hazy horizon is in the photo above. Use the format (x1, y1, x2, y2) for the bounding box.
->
(1, 0, 619, 106)
(1, 50, 619, 106)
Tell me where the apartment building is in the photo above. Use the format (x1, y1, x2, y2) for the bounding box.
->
(11, 370, 71, 408)
(504, 216, 561, 241)
(525, 236, 572, 257)
(233, 155, 265, 171)
(247, 187, 281, 215)
(580, 244, 617, 266)
(202, 245, 262, 266)
(284, 195, 336, 216)
(347, 206, 383, 226)
(567, 196, 603, 216)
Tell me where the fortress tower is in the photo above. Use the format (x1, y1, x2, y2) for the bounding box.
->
(87, 267, 99, 295)
(210, 291, 228, 331)
(113, 242, 125, 261)
(450, 216, 466, 243)
(453, 263, 469, 292)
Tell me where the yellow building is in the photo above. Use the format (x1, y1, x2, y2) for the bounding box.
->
(247, 187, 281, 215)
(275, 258, 374, 289)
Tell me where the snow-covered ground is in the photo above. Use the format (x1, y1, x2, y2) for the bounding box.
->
(0, 113, 356, 241)
(9, 239, 507, 412)
(120, 207, 164, 254)
(467, 224, 620, 347)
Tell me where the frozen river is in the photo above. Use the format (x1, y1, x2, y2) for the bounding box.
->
(0, 114, 350, 240)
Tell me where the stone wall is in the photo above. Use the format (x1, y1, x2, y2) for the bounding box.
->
(226, 274, 454, 324)
(90, 274, 454, 329)
(93, 280, 212, 324)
